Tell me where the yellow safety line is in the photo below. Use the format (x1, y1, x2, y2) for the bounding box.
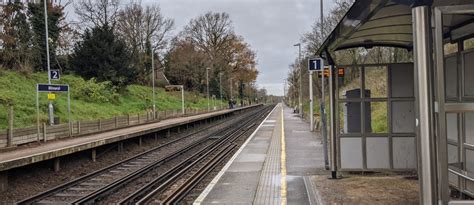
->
(280, 104, 287, 205)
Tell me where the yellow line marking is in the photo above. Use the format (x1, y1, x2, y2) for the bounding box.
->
(280, 104, 287, 205)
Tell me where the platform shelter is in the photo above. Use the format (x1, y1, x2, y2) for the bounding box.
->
(316, 0, 474, 204)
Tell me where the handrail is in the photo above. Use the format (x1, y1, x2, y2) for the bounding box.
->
(448, 166, 474, 182)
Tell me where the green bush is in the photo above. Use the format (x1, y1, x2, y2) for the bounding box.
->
(69, 78, 120, 104)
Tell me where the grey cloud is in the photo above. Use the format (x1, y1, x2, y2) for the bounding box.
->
(68, 0, 334, 95)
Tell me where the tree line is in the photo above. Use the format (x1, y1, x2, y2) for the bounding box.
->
(0, 0, 261, 103)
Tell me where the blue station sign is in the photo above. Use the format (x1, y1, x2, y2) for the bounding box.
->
(308, 58, 324, 71)
(37, 84, 69, 92)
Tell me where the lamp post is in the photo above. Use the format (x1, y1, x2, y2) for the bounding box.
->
(219, 72, 223, 107)
(206, 67, 210, 111)
(44, 0, 54, 125)
(319, 0, 330, 170)
(294, 43, 302, 118)
(181, 85, 184, 115)
(151, 47, 156, 118)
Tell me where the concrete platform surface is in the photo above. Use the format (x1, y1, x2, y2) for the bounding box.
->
(194, 104, 325, 205)
(0, 105, 258, 172)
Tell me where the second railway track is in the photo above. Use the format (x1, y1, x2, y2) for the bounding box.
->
(17, 105, 274, 205)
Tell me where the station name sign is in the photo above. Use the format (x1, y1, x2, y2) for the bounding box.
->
(37, 84, 69, 92)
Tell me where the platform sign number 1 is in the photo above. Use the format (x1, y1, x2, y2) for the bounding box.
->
(308, 58, 324, 72)
(50, 70, 60, 80)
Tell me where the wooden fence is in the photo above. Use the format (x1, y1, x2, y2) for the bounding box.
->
(0, 107, 222, 148)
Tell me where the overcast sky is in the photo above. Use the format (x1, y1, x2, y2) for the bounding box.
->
(67, 0, 334, 96)
(152, 0, 337, 96)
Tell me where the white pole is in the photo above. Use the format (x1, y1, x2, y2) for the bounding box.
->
(219, 73, 223, 109)
(151, 48, 156, 118)
(206, 68, 210, 111)
(297, 44, 302, 117)
(310, 71, 314, 131)
(230, 78, 233, 99)
(44, 0, 54, 125)
(181, 86, 185, 115)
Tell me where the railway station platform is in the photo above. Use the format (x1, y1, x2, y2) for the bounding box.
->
(0, 105, 259, 191)
(194, 103, 326, 205)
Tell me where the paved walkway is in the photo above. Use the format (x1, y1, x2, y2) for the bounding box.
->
(195, 104, 326, 205)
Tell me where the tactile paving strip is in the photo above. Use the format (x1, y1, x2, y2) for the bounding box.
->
(253, 112, 282, 204)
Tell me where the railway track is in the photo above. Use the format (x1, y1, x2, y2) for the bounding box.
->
(17, 105, 271, 205)
(120, 105, 273, 205)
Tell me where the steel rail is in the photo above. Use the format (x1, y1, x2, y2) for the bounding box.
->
(16, 108, 254, 205)
(128, 106, 273, 205)
(118, 107, 270, 204)
(72, 107, 267, 204)
(72, 106, 269, 204)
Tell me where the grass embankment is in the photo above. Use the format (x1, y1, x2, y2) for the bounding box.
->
(303, 67, 388, 133)
(0, 69, 224, 130)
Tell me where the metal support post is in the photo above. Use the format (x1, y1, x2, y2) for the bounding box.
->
(294, 43, 303, 117)
(329, 64, 337, 179)
(206, 67, 210, 112)
(320, 0, 329, 170)
(219, 72, 223, 104)
(7, 106, 13, 147)
(321, 70, 329, 169)
(151, 48, 156, 119)
(413, 5, 437, 204)
(181, 86, 185, 115)
(434, 6, 450, 205)
(44, 0, 54, 125)
(309, 71, 314, 131)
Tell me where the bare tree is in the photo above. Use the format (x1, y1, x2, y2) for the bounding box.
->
(184, 12, 235, 59)
(116, 1, 174, 54)
(74, 0, 121, 28)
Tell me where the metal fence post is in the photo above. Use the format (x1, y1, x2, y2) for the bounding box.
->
(69, 121, 72, 137)
(7, 106, 13, 147)
(43, 123, 47, 142)
(77, 121, 81, 134)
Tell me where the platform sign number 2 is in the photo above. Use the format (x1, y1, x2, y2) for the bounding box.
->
(50, 70, 60, 80)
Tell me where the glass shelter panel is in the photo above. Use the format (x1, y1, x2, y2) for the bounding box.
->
(340, 137, 363, 169)
(366, 137, 390, 169)
(339, 102, 362, 134)
(466, 113, 474, 145)
(447, 113, 458, 142)
(365, 66, 387, 98)
(390, 64, 414, 98)
(392, 101, 415, 133)
(392, 137, 417, 169)
(445, 55, 458, 99)
(464, 50, 474, 97)
(370, 102, 388, 133)
(339, 67, 361, 99)
(337, 63, 416, 171)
